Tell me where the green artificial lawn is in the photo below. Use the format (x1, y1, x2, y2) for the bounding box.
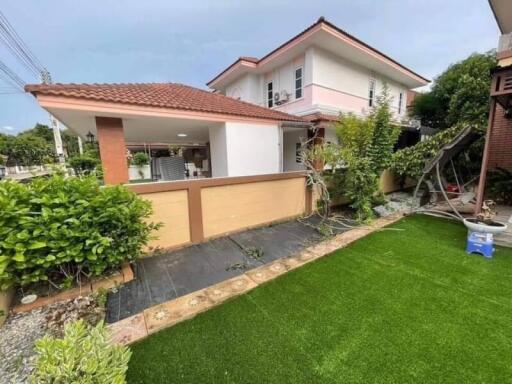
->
(127, 215, 512, 383)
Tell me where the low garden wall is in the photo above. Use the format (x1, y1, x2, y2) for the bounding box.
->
(128, 171, 313, 251)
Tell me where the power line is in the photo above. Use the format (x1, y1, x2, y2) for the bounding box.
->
(0, 59, 25, 90)
(0, 10, 45, 76)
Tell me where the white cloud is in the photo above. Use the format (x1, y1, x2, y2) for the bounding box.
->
(1, 126, 14, 132)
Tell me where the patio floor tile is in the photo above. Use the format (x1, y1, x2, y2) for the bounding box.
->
(106, 216, 355, 323)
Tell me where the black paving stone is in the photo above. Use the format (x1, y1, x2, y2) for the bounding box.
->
(106, 217, 351, 323)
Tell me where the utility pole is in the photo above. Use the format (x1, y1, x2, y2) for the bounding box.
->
(41, 69, 65, 163)
(77, 136, 83, 155)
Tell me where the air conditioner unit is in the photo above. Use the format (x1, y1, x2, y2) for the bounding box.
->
(274, 91, 290, 105)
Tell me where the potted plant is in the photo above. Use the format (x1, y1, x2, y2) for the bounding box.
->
(129, 152, 151, 181)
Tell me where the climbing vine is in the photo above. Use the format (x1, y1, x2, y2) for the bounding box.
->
(390, 124, 473, 181)
(303, 85, 399, 222)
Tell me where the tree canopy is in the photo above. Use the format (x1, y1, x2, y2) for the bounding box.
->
(0, 123, 81, 166)
(411, 51, 497, 129)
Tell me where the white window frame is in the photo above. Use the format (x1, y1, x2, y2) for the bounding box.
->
(368, 78, 376, 107)
(267, 81, 273, 108)
(295, 66, 303, 99)
(398, 92, 404, 114)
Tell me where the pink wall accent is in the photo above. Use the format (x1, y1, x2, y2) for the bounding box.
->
(274, 84, 367, 115)
(274, 84, 313, 114)
(312, 85, 367, 114)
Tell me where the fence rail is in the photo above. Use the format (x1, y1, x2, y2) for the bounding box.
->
(128, 171, 313, 251)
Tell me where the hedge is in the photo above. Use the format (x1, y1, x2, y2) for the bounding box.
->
(0, 175, 160, 290)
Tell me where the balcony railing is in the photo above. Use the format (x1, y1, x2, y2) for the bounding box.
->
(491, 66, 512, 109)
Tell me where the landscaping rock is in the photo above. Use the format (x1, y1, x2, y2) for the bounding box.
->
(0, 295, 106, 383)
(0, 309, 46, 383)
(373, 192, 420, 217)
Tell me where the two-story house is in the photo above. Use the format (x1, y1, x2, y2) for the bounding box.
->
(208, 17, 429, 171)
(26, 17, 428, 185)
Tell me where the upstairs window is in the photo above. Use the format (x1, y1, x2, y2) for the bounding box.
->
(368, 78, 376, 107)
(295, 67, 303, 99)
(398, 92, 404, 114)
(267, 81, 273, 108)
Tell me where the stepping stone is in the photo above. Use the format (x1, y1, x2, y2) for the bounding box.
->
(204, 275, 257, 304)
(144, 290, 214, 334)
(108, 313, 147, 346)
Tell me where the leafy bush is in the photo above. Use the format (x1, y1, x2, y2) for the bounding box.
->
(332, 85, 399, 221)
(487, 168, 512, 205)
(390, 125, 465, 180)
(29, 320, 131, 384)
(0, 175, 160, 290)
(68, 154, 99, 176)
(131, 152, 149, 167)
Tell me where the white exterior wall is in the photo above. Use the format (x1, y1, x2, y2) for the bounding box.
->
(263, 55, 305, 106)
(283, 128, 307, 172)
(311, 47, 408, 118)
(225, 122, 281, 176)
(209, 125, 229, 177)
(219, 47, 409, 120)
(324, 127, 339, 144)
(224, 74, 263, 106)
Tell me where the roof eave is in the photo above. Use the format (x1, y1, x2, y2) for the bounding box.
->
(207, 17, 429, 90)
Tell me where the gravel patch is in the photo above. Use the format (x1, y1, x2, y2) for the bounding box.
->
(0, 295, 105, 384)
(0, 309, 46, 384)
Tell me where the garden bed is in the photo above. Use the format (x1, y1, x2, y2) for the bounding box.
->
(0, 294, 107, 383)
(11, 263, 134, 314)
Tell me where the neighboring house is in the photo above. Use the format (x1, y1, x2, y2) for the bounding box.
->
(208, 17, 429, 171)
(476, 0, 512, 212)
(26, 17, 428, 185)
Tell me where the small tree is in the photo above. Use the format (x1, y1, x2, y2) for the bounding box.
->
(306, 85, 399, 222)
(411, 51, 496, 129)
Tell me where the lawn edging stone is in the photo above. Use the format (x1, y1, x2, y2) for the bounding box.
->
(12, 262, 135, 315)
(107, 212, 405, 345)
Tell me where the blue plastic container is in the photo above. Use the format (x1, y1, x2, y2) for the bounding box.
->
(466, 231, 494, 258)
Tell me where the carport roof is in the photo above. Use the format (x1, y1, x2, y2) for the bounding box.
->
(25, 82, 307, 123)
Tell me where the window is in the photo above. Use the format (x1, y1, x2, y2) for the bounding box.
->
(398, 92, 404, 114)
(368, 78, 376, 107)
(267, 82, 273, 108)
(295, 67, 303, 99)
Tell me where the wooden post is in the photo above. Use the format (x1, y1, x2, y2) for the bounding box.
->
(475, 98, 497, 214)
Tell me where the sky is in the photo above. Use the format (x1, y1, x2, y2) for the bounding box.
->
(0, 0, 500, 134)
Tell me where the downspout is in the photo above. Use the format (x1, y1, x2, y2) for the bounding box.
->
(475, 97, 497, 214)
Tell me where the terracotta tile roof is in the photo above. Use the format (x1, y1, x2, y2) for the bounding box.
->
(302, 112, 339, 123)
(25, 83, 308, 123)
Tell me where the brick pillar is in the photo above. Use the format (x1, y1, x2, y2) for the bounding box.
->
(95, 117, 129, 185)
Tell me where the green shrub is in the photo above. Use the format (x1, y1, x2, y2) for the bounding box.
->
(29, 320, 131, 384)
(131, 152, 149, 167)
(487, 168, 512, 205)
(390, 125, 466, 180)
(0, 175, 160, 290)
(68, 154, 99, 176)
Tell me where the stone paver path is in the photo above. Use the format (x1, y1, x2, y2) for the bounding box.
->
(106, 216, 345, 323)
(107, 213, 404, 345)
